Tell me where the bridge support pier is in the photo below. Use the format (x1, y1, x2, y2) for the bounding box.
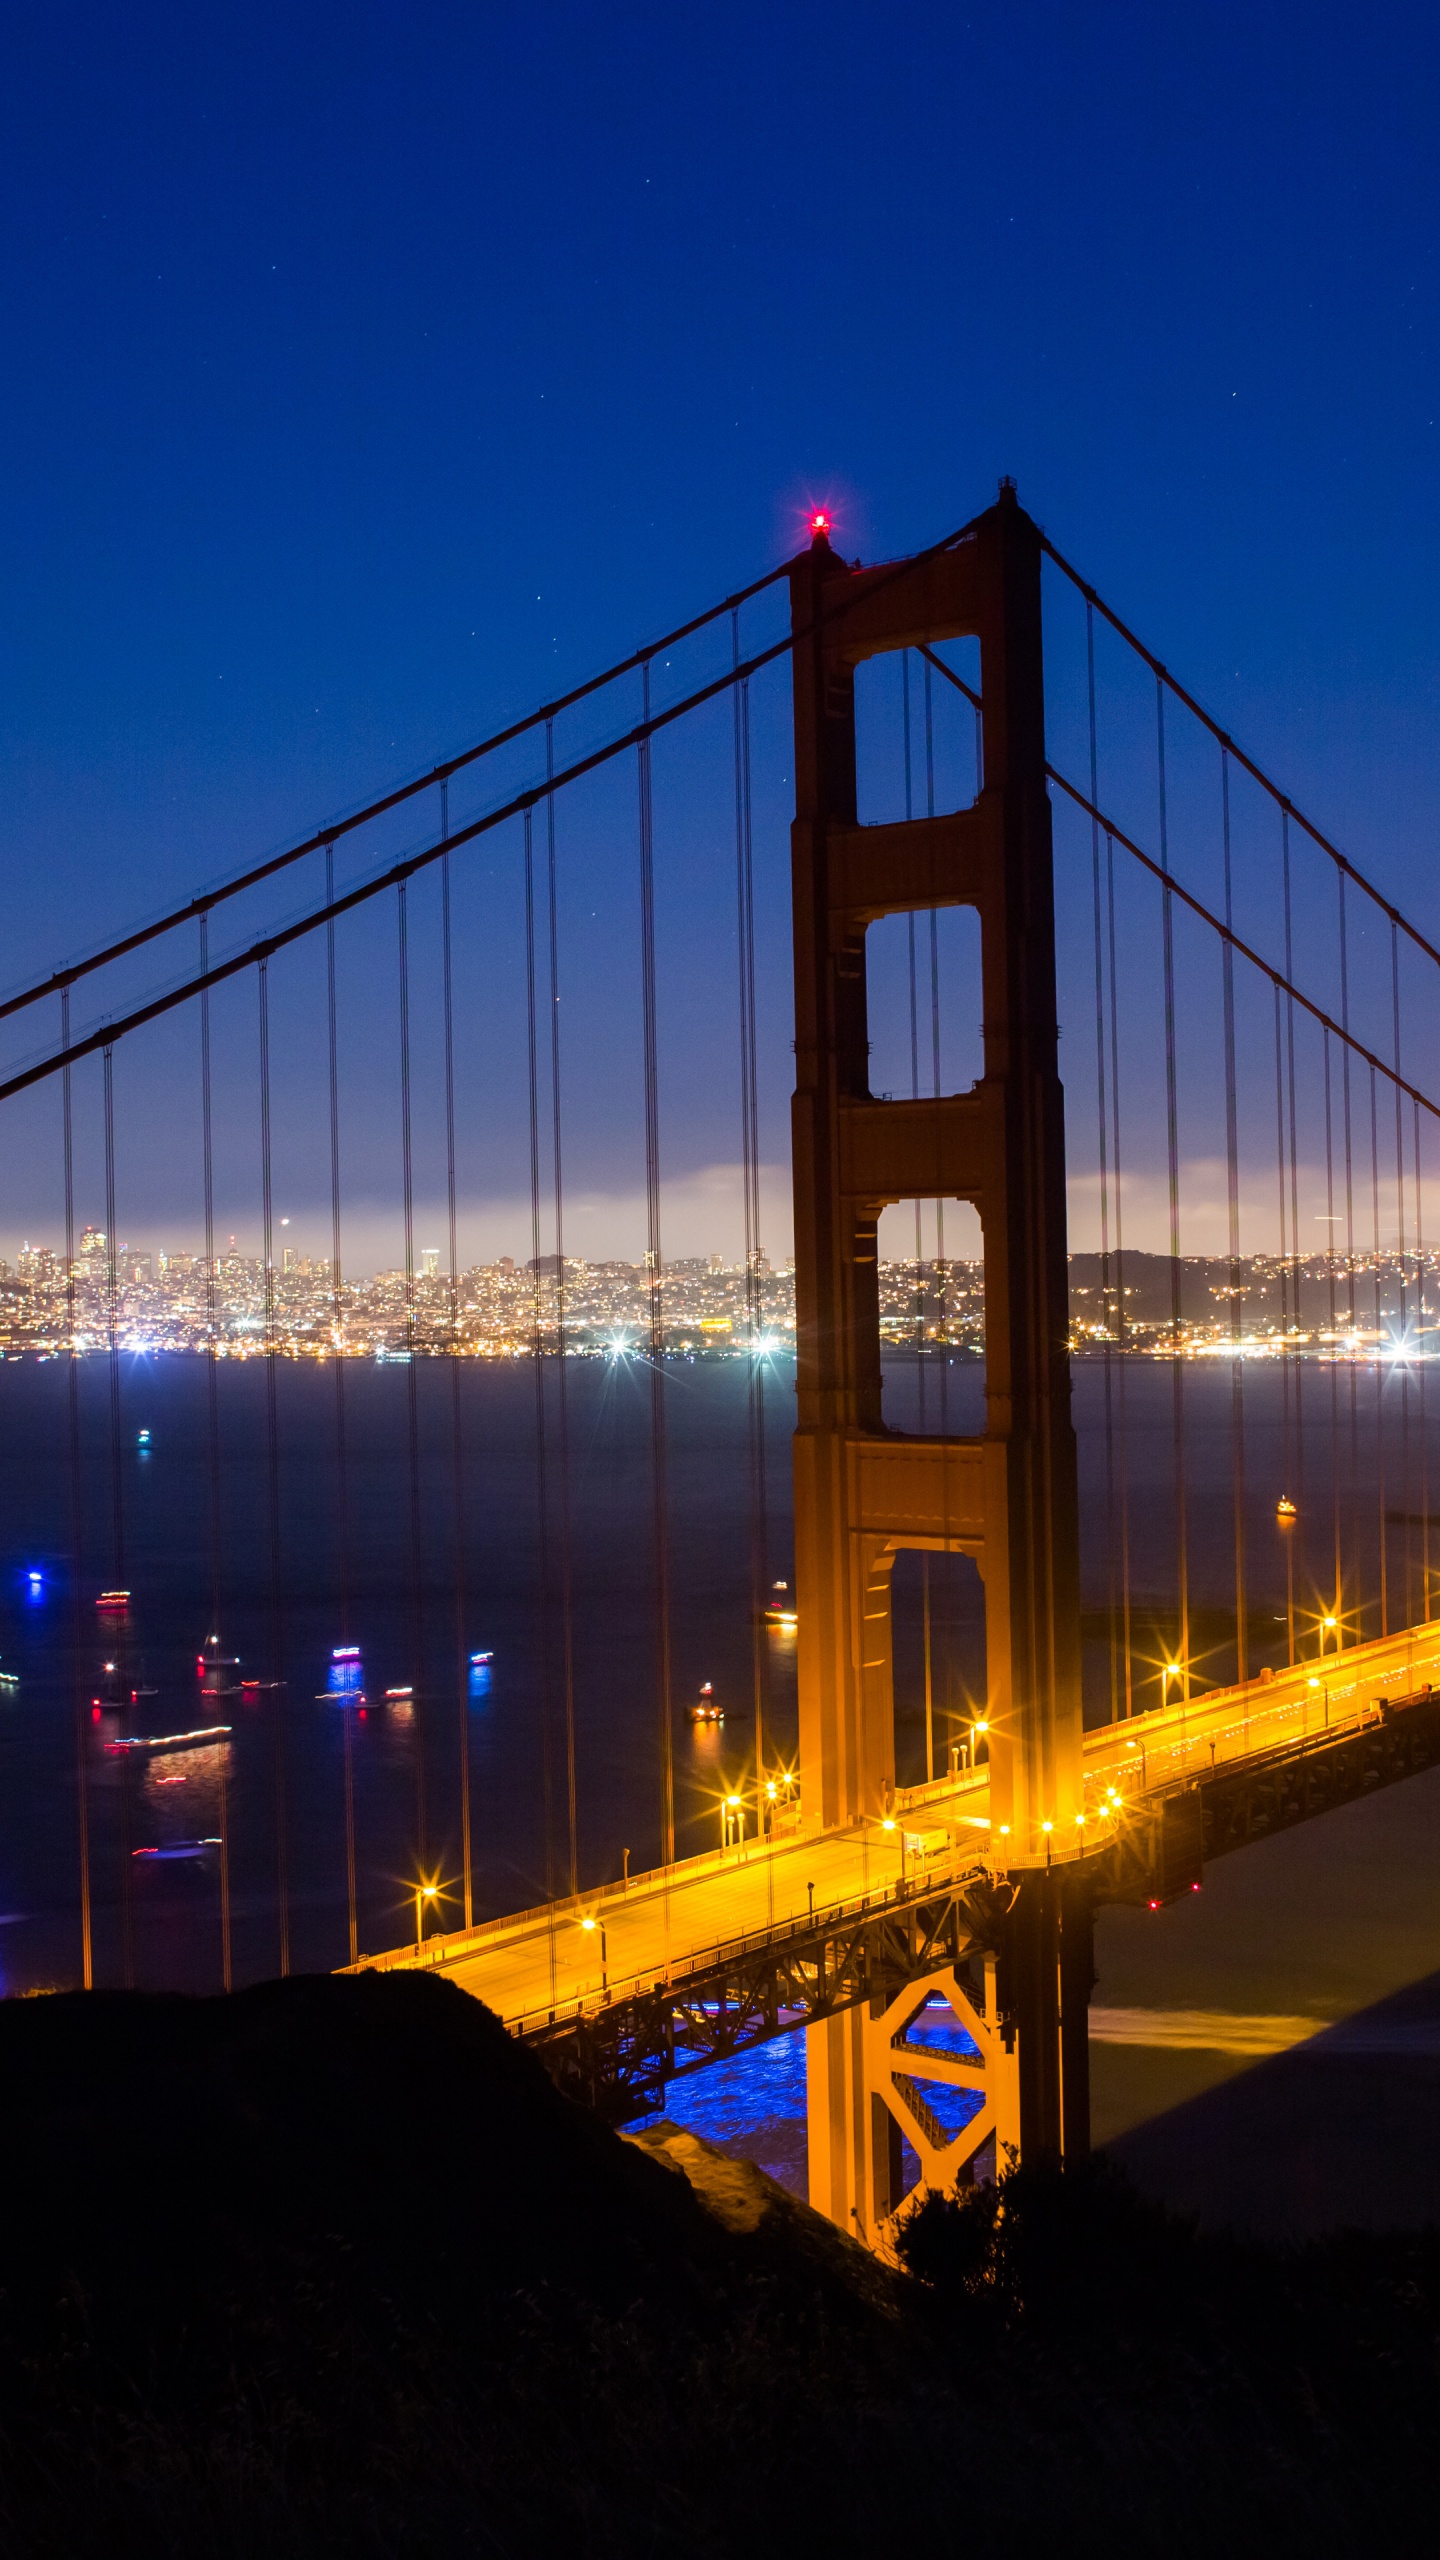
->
(804, 1871, 1092, 2245)
(806, 1950, 1017, 2247)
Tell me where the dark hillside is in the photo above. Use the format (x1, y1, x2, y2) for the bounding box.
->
(0, 1974, 1436, 2558)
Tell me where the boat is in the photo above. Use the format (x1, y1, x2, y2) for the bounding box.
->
(689, 1680, 724, 1725)
(1276, 1495, 1297, 1521)
(764, 1579, 798, 1630)
(198, 1635, 242, 1695)
(130, 1838, 220, 1864)
(105, 1723, 231, 1758)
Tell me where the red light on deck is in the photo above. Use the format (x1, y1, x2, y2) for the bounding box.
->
(1147, 1897, 1160, 1910)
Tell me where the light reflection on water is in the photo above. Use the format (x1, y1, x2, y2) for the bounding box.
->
(0, 1348, 1436, 2196)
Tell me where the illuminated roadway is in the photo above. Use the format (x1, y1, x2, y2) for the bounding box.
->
(354, 1615, 1440, 2026)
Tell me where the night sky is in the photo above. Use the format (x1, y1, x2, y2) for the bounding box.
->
(2, 1, 1438, 1263)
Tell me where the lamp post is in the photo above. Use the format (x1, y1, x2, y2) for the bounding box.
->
(414, 1880, 437, 1952)
(581, 1913, 608, 1994)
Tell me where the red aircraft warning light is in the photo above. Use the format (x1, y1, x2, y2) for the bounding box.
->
(808, 508, 832, 538)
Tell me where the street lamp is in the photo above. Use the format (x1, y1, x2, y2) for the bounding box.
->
(580, 1912, 608, 1994)
(721, 1791, 744, 1851)
(1321, 1613, 1338, 1657)
(1162, 1660, 1182, 1709)
(414, 1880, 438, 1952)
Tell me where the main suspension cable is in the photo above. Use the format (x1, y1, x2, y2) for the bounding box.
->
(8, 536, 989, 1111)
(1040, 533, 1440, 980)
(0, 562, 799, 1034)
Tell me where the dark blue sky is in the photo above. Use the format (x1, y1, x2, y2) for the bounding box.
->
(2, 0, 1438, 1263)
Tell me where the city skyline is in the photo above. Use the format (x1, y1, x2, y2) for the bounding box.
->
(0, 1229, 1429, 1362)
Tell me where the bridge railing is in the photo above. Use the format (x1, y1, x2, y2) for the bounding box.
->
(501, 1850, 997, 2040)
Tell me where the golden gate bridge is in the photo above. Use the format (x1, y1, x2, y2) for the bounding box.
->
(4, 480, 1439, 2249)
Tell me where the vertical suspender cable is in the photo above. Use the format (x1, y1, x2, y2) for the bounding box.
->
(199, 916, 230, 1990)
(639, 663, 674, 1883)
(1339, 875, 1361, 1630)
(102, 1048, 124, 1610)
(1106, 826, 1134, 1715)
(1088, 607, 1119, 1718)
(62, 992, 92, 1988)
(1221, 754, 1247, 1685)
(258, 960, 288, 1975)
(1274, 986, 1295, 1663)
(1282, 817, 1306, 1633)
(397, 881, 427, 1865)
(1156, 684, 1190, 1699)
(1416, 1098, 1430, 1620)
(1370, 1064, 1388, 1634)
(326, 846, 357, 1966)
(733, 612, 769, 1807)
(1392, 920, 1411, 1626)
(102, 1045, 133, 1986)
(1324, 1033, 1343, 1640)
(440, 781, 472, 1930)
(524, 813, 558, 1978)
(546, 727, 579, 1902)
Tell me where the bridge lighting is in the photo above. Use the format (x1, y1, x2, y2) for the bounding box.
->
(808, 508, 832, 538)
(414, 1878, 438, 1952)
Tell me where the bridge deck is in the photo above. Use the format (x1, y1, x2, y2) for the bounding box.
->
(355, 1616, 1440, 2027)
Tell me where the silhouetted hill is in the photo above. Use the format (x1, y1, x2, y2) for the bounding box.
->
(0, 1972, 1436, 2557)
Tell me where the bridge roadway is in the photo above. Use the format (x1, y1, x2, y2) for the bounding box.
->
(354, 1615, 1440, 2027)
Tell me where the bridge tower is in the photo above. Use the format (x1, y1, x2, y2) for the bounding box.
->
(788, 484, 1091, 2234)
